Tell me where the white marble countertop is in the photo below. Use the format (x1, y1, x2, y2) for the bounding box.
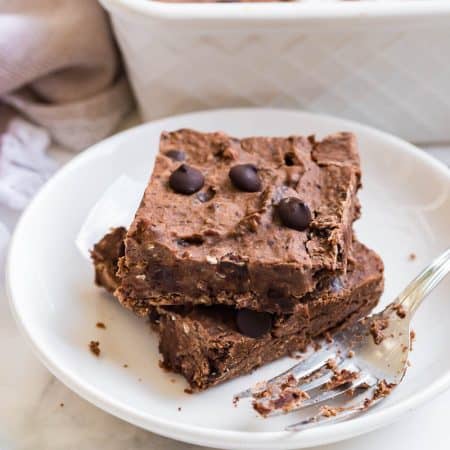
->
(1, 115, 449, 450)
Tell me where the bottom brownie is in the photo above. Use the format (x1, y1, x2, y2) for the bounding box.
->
(92, 228, 384, 391)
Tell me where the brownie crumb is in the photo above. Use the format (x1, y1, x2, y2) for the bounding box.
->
(326, 358, 338, 370)
(410, 330, 416, 351)
(392, 304, 407, 319)
(89, 340, 100, 357)
(408, 253, 416, 261)
(123, 364, 128, 368)
(325, 368, 359, 390)
(59, 403, 64, 408)
(252, 374, 309, 417)
(159, 360, 170, 372)
(253, 402, 272, 417)
(369, 318, 389, 345)
(96, 322, 106, 329)
(320, 405, 345, 417)
(177, 407, 182, 412)
(184, 388, 193, 395)
(347, 350, 355, 358)
(358, 379, 396, 411)
(251, 380, 269, 396)
(373, 379, 396, 399)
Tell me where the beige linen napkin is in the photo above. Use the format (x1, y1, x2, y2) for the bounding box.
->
(0, 0, 134, 151)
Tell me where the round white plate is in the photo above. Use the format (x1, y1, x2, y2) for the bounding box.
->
(7, 108, 450, 449)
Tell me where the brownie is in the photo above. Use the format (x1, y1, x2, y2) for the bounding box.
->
(116, 129, 361, 314)
(92, 228, 383, 391)
(91, 227, 125, 293)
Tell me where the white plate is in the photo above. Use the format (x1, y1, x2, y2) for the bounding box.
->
(6, 108, 450, 449)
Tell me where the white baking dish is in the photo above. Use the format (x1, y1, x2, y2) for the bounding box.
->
(100, 0, 450, 143)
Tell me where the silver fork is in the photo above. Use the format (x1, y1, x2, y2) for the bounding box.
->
(235, 248, 450, 430)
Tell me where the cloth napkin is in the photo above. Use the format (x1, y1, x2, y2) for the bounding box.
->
(0, 106, 56, 210)
(0, 0, 134, 263)
(0, 0, 133, 151)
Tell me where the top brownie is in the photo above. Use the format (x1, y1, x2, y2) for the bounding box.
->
(117, 129, 361, 313)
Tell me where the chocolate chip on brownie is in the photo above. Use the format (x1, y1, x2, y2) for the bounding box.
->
(169, 164, 204, 195)
(236, 309, 272, 338)
(277, 197, 312, 231)
(229, 164, 262, 192)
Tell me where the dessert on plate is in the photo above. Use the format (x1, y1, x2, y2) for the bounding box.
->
(116, 129, 361, 315)
(90, 128, 384, 391)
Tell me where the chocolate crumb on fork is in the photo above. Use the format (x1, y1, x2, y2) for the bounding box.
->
(262, 250, 449, 431)
(369, 318, 389, 345)
(252, 374, 310, 417)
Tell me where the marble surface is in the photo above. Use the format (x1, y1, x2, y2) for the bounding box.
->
(1, 120, 449, 450)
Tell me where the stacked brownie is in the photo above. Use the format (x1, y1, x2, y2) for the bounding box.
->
(91, 129, 384, 391)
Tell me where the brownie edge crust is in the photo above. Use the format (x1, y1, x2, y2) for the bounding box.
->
(117, 129, 362, 314)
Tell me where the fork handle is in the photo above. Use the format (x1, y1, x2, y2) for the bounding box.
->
(397, 248, 450, 316)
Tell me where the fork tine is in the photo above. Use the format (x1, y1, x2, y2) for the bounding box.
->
(287, 348, 340, 380)
(235, 347, 339, 400)
(286, 405, 363, 431)
(296, 361, 357, 393)
(285, 385, 379, 431)
(260, 373, 376, 418)
(299, 373, 377, 409)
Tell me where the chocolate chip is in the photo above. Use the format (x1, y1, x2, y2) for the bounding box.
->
(277, 197, 312, 231)
(196, 187, 216, 203)
(169, 164, 204, 195)
(229, 164, 261, 192)
(236, 309, 272, 338)
(148, 309, 161, 325)
(284, 153, 295, 166)
(165, 149, 186, 161)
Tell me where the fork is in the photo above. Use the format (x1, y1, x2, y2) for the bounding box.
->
(235, 248, 450, 430)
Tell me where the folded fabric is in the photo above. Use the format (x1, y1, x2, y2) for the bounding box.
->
(0, 114, 56, 210)
(0, 0, 134, 151)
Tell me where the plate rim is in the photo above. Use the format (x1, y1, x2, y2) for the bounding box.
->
(6, 107, 450, 449)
